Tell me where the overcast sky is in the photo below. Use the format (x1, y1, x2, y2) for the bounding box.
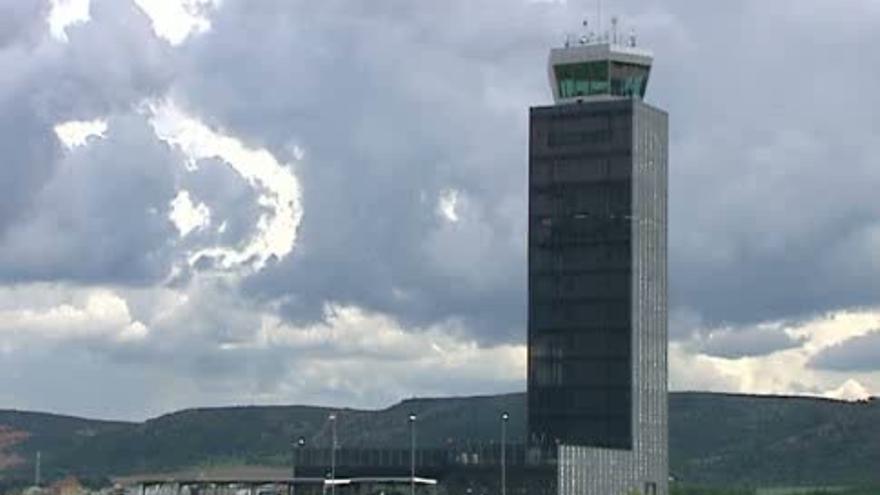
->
(1, 0, 878, 421)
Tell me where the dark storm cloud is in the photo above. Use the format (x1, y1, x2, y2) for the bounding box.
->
(0, 0, 175, 259)
(808, 329, 880, 372)
(0, 0, 47, 48)
(0, 84, 61, 237)
(173, 0, 560, 342)
(0, 0, 62, 237)
(1, 0, 879, 417)
(164, 0, 880, 349)
(0, 0, 180, 284)
(696, 325, 805, 359)
(658, 1, 880, 328)
(181, 157, 263, 250)
(0, 113, 181, 284)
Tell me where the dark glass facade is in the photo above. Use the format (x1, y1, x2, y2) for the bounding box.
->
(528, 99, 667, 460)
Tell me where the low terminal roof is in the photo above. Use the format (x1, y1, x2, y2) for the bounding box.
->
(119, 476, 438, 486)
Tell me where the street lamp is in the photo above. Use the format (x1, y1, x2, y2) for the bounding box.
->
(329, 413, 337, 495)
(408, 413, 417, 495)
(501, 412, 509, 495)
(292, 437, 305, 495)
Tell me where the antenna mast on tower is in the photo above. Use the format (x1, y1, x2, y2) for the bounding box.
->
(611, 16, 619, 44)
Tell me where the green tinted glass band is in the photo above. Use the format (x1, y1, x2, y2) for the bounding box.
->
(555, 60, 649, 99)
(555, 62, 610, 99)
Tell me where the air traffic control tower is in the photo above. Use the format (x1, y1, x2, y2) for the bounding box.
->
(527, 25, 668, 495)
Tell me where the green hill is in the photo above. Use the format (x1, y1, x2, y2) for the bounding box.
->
(669, 393, 880, 486)
(1, 392, 877, 488)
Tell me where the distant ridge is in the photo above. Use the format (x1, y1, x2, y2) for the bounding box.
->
(1, 392, 878, 487)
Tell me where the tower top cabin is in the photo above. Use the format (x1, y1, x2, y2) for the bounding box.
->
(548, 25, 653, 104)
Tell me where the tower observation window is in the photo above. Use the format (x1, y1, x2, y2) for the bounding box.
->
(555, 61, 650, 99)
(610, 62, 649, 98)
(555, 62, 610, 98)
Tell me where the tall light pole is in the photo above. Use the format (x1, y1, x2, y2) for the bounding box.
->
(292, 437, 305, 495)
(408, 412, 417, 495)
(329, 413, 337, 495)
(500, 412, 509, 495)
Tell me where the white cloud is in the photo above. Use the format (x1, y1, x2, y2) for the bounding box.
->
(671, 308, 880, 399)
(54, 119, 107, 149)
(261, 304, 524, 370)
(147, 99, 303, 272)
(81, 277, 526, 415)
(133, 0, 220, 46)
(169, 190, 211, 237)
(437, 188, 461, 223)
(824, 379, 871, 402)
(0, 289, 148, 348)
(789, 309, 880, 353)
(47, 0, 91, 42)
(253, 303, 527, 406)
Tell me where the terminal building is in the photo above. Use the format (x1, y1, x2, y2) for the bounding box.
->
(527, 29, 669, 495)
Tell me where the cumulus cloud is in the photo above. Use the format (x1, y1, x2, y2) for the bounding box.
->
(169, 190, 211, 237)
(808, 329, 880, 372)
(255, 304, 526, 407)
(54, 118, 107, 148)
(47, 0, 90, 42)
(1, 0, 879, 417)
(1, 279, 525, 419)
(823, 379, 872, 402)
(0, 0, 173, 239)
(133, 0, 219, 46)
(436, 189, 461, 223)
(148, 100, 303, 273)
(177, 0, 543, 342)
(169, 0, 880, 349)
(0, 113, 181, 284)
(670, 309, 880, 399)
(692, 323, 806, 359)
(0, 288, 146, 350)
(177, 157, 263, 252)
(0, 1, 48, 47)
(665, 0, 880, 328)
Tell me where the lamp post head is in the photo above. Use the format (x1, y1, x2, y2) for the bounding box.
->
(329, 413, 336, 421)
(408, 413, 417, 422)
(501, 412, 510, 422)
(297, 437, 306, 447)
